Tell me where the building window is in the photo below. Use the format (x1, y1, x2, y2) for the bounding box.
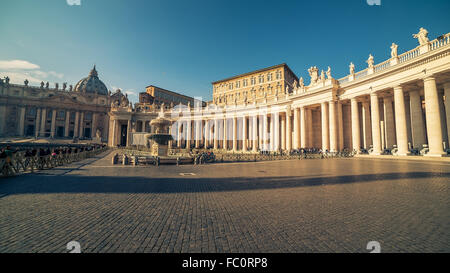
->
(236, 81, 240, 88)
(251, 77, 255, 85)
(243, 79, 248, 87)
(268, 73, 272, 82)
(58, 111, 65, 119)
(276, 71, 282, 80)
(229, 83, 233, 90)
(259, 75, 264, 84)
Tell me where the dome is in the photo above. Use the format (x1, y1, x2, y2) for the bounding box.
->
(74, 65, 108, 95)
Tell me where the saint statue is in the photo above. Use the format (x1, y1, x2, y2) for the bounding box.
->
(24, 79, 29, 86)
(326, 67, 332, 79)
(390, 43, 398, 58)
(40, 81, 45, 88)
(45, 82, 49, 89)
(349, 62, 355, 75)
(5, 76, 10, 84)
(320, 70, 325, 81)
(308, 66, 319, 85)
(413, 27, 429, 45)
(55, 83, 59, 90)
(366, 54, 374, 68)
(96, 129, 101, 139)
(69, 85, 73, 92)
(293, 80, 298, 90)
(299, 77, 304, 88)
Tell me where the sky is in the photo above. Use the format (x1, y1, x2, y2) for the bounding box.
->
(0, 0, 449, 103)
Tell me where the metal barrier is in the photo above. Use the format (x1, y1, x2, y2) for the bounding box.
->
(0, 146, 109, 177)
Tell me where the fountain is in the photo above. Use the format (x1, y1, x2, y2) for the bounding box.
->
(149, 106, 174, 157)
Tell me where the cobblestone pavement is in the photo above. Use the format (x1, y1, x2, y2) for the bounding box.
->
(0, 151, 449, 253)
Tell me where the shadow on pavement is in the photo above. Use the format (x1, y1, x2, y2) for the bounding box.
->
(0, 171, 448, 196)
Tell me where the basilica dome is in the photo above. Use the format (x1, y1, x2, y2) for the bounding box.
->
(74, 65, 108, 95)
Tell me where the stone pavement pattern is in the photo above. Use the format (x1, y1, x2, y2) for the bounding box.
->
(0, 151, 449, 253)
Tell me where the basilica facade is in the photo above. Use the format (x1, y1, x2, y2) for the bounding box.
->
(2, 28, 450, 157)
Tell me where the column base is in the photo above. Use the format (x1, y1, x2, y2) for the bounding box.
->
(369, 151, 381, 156)
(395, 152, 411, 156)
(424, 152, 447, 157)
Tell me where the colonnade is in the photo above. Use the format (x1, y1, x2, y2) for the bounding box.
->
(0, 106, 102, 139)
(171, 77, 450, 157)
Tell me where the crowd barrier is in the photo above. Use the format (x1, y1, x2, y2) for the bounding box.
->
(0, 145, 109, 177)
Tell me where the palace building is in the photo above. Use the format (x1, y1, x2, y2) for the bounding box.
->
(212, 63, 299, 106)
(1, 28, 450, 157)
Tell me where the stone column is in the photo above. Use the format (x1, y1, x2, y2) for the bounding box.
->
(337, 102, 344, 151)
(444, 82, 450, 149)
(92, 113, 98, 137)
(393, 86, 410, 155)
(438, 92, 448, 148)
(17, 106, 26, 136)
(186, 120, 192, 150)
(50, 109, 56, 138)
(351, 98, 361, 152)
(64, 111, 70, 137)
(253, 115, 258, 152)
(223, 117, 228, 150)
(214, 119, 219, 149)
(126, 119, 131, 147)
(307, 109, 313, 148)
(423, 76, 445, 156)
(274, 112, 280, 151)
(79, 112, 85, 138)
(40, 108, 47, 137)
(142, 120, 146, 133)
(35, 108, 41, 137)
(0, 104, 6, 136)
(362, 101, 372, 149)
(293, 107, 300, 149)
(269, 114, 274, 151)
(242, 116, 247, 152)
(263, 114, 268, 151)
(204, 120, 209, 148)
(281, 116, 286, 150)
(195, 120, 201, 149)
(370, 93, 382, 155)
(383, 97, 396, 148)
(321, 102, 329, 152)
(286, 110, 292, 151)
(73, 111, 79, 138)
(232, 117, 237, 151)
(177, 121, 182, 148)
(300, 107, 306, 148)
(111, 119, 117, 147)
(329, 101, 337, 153)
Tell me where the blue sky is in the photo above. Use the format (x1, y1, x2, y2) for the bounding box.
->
(0, 0, 449, 102)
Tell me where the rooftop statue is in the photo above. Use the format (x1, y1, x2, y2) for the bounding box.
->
(320, 70, 325, 81)
(63, 82, 67, 91)
(326, 66, 332, 79)
(69, 85, 73, 92)
(40, 81, 44, 88)
(413, 27, 429, 45)
(45, 82, 49, 89)
(349, 62, 355, 75)
(293, 80, 298, 90)
(5, 76, 10, 84)
(55, 83, 59, 90)
(308, 66, 319, 86)
(24, 79, 29, 86)
(390, 43, 398, 58)
(367, 54, 374, 68)
(299, 77, 304, 88)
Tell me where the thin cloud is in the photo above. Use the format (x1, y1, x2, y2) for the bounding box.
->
(0, 60, 40, 70)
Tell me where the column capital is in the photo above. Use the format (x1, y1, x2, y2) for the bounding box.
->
(423, 75, 436, 82)
(393, 85, 404, 91)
